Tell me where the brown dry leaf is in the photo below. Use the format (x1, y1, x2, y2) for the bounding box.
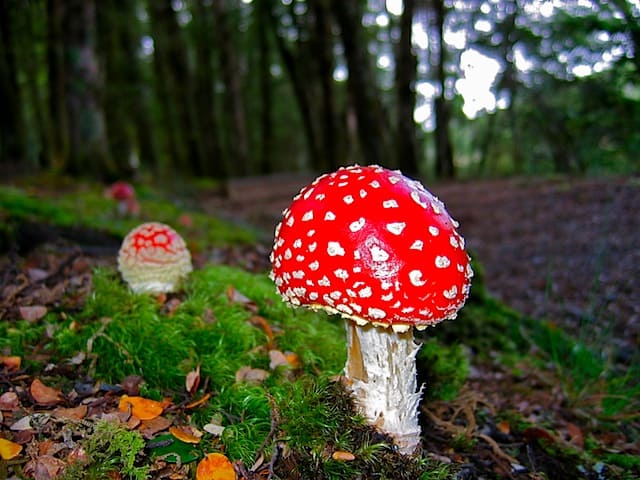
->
(235, 366, 269, 384)
(30, 378, 63, 405)
(196, 452, 235, 480)
(226, 285, 258, 313)
(19, 305, 48, 322)
(0, 391, 20, 410)
(186, 365, 201, 394)
(332, 450, 356, 461)
(139, 415, 172, 439)
(23, 454, 66, 479)
(52, 405, 87, 421)
(118, 395, 164, 420)
(565, 422, 584, 448)
(0, 437, 22, 460)
(269, 350, 289, 370)
(0, 355, 21, 372)
(170, 425, 203, 444)
(248, 316, 275, 349)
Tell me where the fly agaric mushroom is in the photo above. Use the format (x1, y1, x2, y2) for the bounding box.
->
(106, 181, 140, 216)
(269, 165, 472, 455)
(118, 222, 192, 294)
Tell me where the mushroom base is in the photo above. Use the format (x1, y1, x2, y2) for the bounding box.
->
(344, 320, 423, 455)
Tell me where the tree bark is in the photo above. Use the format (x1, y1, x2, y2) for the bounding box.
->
(395, 0, 419, 176)
(331, 1, 392, 167)
(0, 0, 26, 165)
(62, 0, 113, 178)
(211, 1, 250, 177)
(46, 0, 68, 171)
(256, 0, 274, 174)
(432, 0, 455, 178)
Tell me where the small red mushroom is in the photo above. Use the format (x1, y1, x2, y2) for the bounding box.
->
(118, 222, 192, 294)
(270, 165, 472, 454)
(106, 181, 139, 216)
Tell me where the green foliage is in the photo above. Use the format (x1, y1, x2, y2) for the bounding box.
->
(417, 339, 470, 401)
(61, 420, 149, 480)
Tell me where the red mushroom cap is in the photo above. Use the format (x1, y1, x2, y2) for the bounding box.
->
(107, 181, 136, 201)
(270, 165, 472, 330)
(118, 222, 192, 294)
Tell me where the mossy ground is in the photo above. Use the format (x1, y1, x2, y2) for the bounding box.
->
(1, 177, 638, 479)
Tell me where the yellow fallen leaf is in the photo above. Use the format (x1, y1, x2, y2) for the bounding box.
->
(0, 437, 22, 460)
(196, 452, 235, 480)
(332, 450, 356, 461)
(118, 395, 163, 420)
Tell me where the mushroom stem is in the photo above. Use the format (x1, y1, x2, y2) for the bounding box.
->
(344, 320, 423, 455)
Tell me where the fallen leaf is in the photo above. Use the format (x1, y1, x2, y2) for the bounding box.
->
(565, 422, 584, 448)
(139, 415, 172, 439)
(52, 405, 87, 421)
(497, 420, 510, 435)
(170, 425, 203, 444)
(0, 391, 20, 410)
(186, 365, 201, 394)
(196, 452, 235, 480)
(0, 355, 21, 372)
(248, 316, 275, 349)
(0, 437, 22, 460)
(30, 378, 63, 405)
(186, 392, 211, 409)
(23, 455, 66, 478)
(19, 305, 48, 322)
(332, 450, 355, 461)
(203, 423, 225, 436)
(226, 286, 258, 313)
(269, 350, 289, 370)
(285, 351, 301, 369)
(235, 366, 269, 384)
(118, 395, 164, 420)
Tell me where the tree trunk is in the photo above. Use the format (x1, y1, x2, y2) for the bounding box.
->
(192, 0, 226, 178)
(47, 0, 68, 171)
(211, 1, 250, 177)
(256, 0, 274, 174)
(0, 0, 26, 166)
(395, 0, 419, 176)
(62, 0, 113, 178)
(432, 0, 455, 178)
(331, 0, 392, 167)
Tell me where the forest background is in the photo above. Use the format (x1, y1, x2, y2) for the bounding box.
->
(1, 0, 639, 184)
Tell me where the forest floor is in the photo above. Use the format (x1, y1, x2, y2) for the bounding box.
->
(1, 173, 639, 479)
(212, 173, 640, 359)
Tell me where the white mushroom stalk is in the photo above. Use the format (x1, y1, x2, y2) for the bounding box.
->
(345, 322, 422, 454)
(270, 165, 472, 455)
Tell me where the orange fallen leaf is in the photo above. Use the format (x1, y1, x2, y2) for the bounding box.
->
(30, 379, 63, 405)
(566, 422, 584, 448)
(248, 316, 275, 350)
(196, 452, 235, 480)
(118, 395, 164, 420)
(186, 392, 211, 409)
(332, 450, 355, 461)
(170, 425, 203, 444)
(497, 420, 510, 435)
(0, 437, 23, 460)
(0, 355, 21, 372)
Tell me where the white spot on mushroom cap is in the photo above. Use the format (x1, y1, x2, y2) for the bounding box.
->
(386, 222, 406, 235)
(382, 199, 398, 208)
(450, 236, 459, 248)
(293, 270, 305, 279)
(327, 241, 345, 256)
(302, 211, 313, 221)
(443, 286, 458, 299)
(309, 261, 320, 271)
(343, 195, 354, 204)
(411, 191, 427, 208)
(284, 248, 292, 260)
(324, 211, 336, 221)
(435, 256, 451, 268)
(409, 270, 427, 287)
(318, 276, 330, 287)
(410, 240, 423, 250)
(370, 180, 380, 188)
(309, 242, 317, 252)
(293, 238, 302, 248)
(358, 286, 372, 298)
(349, 218, 365, 232)
(315, 193, 325, 201)
(369, 245, 389, 262)
(429, 226, 440, 236)
(334, 269, 349, 280)
(367, 307, 386, 319)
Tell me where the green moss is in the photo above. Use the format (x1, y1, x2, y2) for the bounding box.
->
(61, 420, 149, 480)
(417, 338, 470, 401)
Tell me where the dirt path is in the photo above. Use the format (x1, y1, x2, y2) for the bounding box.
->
(209, 173, 640, 357)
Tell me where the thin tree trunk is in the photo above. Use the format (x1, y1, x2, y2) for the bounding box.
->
(47, 0, 68, 171)
(0, 0, 26, 165)
(62, 0, 113, 178)
(432, 0, 455, 178)
(211, 1, 250, 177)
(331, 1, 391, 167)
(395, 0, 419, 176)
(256, 0, 274, 174)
